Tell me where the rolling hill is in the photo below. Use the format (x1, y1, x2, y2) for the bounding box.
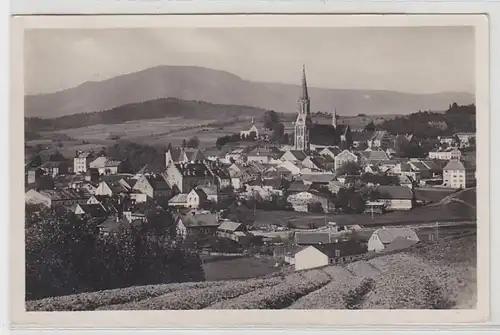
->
(26, 233, 476, 311)
(25, 65, 474, 119)
(25, 98, 267, 133)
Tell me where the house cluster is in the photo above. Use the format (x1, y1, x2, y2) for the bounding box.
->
(275, 225, 420, 271)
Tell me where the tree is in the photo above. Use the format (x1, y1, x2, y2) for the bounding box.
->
(337, 161, 361, 176)
(308, 202, 324, 213)
(364, 121, 376, 132)
(182, 139, 187, 148)
(283, 133, 290, 144)
(263, 110, 280, 130)
(186, 136, 200, 148)
(25, 209, 204, 300)
(271, 123, 285, 142)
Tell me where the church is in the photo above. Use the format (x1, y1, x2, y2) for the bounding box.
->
(294, 66, 352, 151)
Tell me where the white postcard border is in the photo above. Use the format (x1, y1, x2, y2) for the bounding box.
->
(9, 13, 490, 329)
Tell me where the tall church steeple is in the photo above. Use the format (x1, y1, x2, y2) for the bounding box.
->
(295, 65, 312, 151)
(300, 64, 309, 100)
(298, 64, 310, 115)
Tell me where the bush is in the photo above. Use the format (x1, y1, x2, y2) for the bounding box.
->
(25, 210, 205, 300)
(342, 278, 375, 309)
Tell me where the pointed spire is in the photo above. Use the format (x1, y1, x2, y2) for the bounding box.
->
(301, 64, 309, 100)
(251, 117, 254, 124)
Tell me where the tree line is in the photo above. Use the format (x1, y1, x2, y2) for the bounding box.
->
(25, 206, 205, 300)
(376, 103, 476, 138)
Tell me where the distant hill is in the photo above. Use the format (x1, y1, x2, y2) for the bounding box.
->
(25, 98, 267, 133)
(25, 65, 475, 118)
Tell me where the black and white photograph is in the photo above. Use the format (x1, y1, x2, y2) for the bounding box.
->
(12, 14, 489, 325)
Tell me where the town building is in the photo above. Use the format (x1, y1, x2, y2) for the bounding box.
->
(428, 147, 462, 160)
(73, 151, 94, 173)
(443, 159, 476, 189)
(239, 118, 259, 139)
(217, 221, 251, 243)
(373, 185, 414, 211)
(175, 212, 220, 239)
(165, 162, 214, 193)
(334, 150, 358, 171)
(25, 188, 91, 208)
(367, 227, 419, 252)
(294, 241, 367, 271)
(454, 132, 476, 148)
(132, 174, 172, 199)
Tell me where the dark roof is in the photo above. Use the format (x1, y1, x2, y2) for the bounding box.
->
(168, 147, 185, 162)
(78, 204, 108, 217)
(351, 131, 374, 142)
(284, 150, 307, 161)
(444, 159, 475, 171)
(373, 228, 419, 244)
(295, 232, 331, 245)
(178, 213, 220, 228)
(287, 181, 311, 193)
(98, 218, 141, 234)
(247, 146, 281, 157)
(300, 173, 336, 184)
(375, 185, 414, 200)
(359, 150, 389, 161)
(175, 162, 212, 178)
(312, 241, 367, 258)
(206, 162, 230, 179)
(146, 175, 171, 191)
(185, 148, 205, 161)
(384, 236, 419, 252)
(41, 161, 67, 169)
(37, 188, 91, 201)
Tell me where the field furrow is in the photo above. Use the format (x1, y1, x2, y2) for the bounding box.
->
(206, 269, 332, 309)
(98, 277, 283, 310)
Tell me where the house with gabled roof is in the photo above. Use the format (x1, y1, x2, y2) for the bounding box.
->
(367, 227, 419, 252)
(165, 162, 215, 193)
(280, 150, 308, 162)
(240, 119, 260, 139)
(277, 160, 303, 175)
(428, 147, 462, 161)
(133, 174, 172, 199)
(246, 146, 280, 164)
(334, 150, 358, 171)
(319, 146, 342, 159)
(73, 203, 108, 218)
(73, 151, 94, 174)
(358, 149, 389, 165)
(25, 188, 91, 208)
(443, 159, 476, 189)
(217, 220, 251, 243)
(294, 241, 367, 270)
(373, 185, 414, 211)
(175, 212, 220, 239)
(165, 146, 189, 166)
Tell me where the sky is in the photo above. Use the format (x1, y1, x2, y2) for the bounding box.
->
(24, 26, 475, 95)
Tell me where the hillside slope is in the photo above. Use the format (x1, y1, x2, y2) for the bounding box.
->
(25, 98, 267, 133)
(25, 65, 474, 118)
(26, 233, 476, 311)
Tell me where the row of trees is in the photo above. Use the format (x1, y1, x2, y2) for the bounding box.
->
(376, 103, 476, 138)
(25, 206, 205, 300)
